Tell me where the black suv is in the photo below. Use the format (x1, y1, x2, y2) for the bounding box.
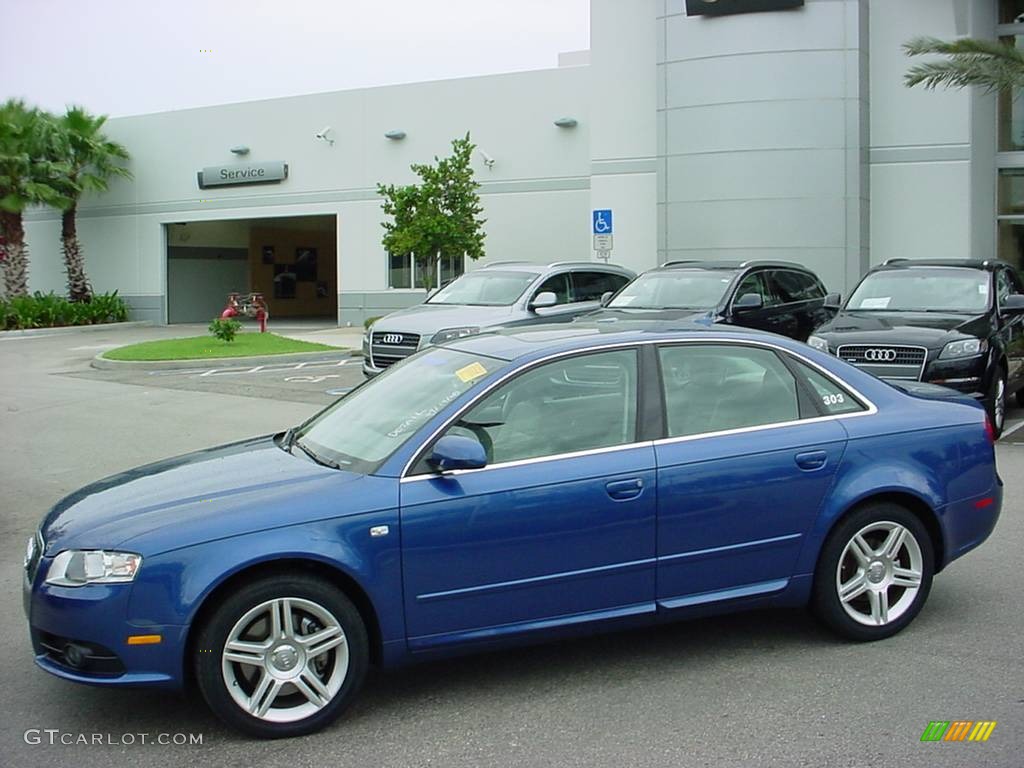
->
(585, 260, 834, 341)
(809, 258, 1024, 436)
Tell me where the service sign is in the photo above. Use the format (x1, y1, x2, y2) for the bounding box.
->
(686, 0, 803, 16)
(197, 161, 288, 189)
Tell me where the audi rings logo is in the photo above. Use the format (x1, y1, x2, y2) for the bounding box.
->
(382, 334, 403, 345)
(865, 348, 898, 362)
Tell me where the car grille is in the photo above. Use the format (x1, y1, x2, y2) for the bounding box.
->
(836, 344, 927, 381)
(370, 331, 421, 370)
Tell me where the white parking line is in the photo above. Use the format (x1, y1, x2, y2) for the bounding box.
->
(1002, 418, 1024, 439)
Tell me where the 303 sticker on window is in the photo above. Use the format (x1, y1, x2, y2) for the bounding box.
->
(822, 393, 846, 407)
(455, 361, 488, 383)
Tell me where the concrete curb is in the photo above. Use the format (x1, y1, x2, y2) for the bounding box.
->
(92, 347, 363, 371)
(0, 320, 153, 339)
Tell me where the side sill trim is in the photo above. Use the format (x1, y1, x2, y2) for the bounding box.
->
(658, 578, 790, 611)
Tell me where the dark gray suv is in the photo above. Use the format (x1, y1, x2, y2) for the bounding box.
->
(362, 261, 634, 377)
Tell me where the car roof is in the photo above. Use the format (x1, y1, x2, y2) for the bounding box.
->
(477, 260, 633, 275)
(872, 258, 1011, 272)
(444, 319, 795, 363)
(655, 259, 810, 273)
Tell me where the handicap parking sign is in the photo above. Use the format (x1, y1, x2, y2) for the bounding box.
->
(592, 209, 613, 235)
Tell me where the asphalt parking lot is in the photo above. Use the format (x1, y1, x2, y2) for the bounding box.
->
(2, 326, 1024, 767)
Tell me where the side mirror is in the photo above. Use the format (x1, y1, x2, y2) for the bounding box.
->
(733, 293, 763, 312)
(1002, 294, 1024, 315)
(600, 291, 613, 307)
(428, 435, 487, 473)
(530, 291, 558, 311)
(824, 292, 842, 310)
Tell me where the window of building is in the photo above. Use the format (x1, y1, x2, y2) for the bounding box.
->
(388, 253, 466, 290)
(1001, 0, 1024, 24)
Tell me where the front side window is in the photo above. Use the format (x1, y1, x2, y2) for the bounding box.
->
(533, 273, 572, 305)
(427, 349, 638, 468)
(427, 270, 537, 306)
(734, 271, 779, 308)
(658, 344, 801, 437)
(295, 347, 498, 473)
(607, 269, 737, 309)
(846, 268, 990, 313)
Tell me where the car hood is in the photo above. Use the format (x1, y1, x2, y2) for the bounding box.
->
(372, 303, 516, 336)
(815, 311, 990, 348)
(39, 436, 370, 556)
(579, 307, 718, 325)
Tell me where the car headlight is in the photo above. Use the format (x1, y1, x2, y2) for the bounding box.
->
(45, 550, 142, 587)
(939, 339, 987, 359)
(807, 335, 830, 353)
(431, 327, 479, 344)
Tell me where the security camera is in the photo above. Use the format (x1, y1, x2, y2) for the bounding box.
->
(315, 126, 334, 145)
(479, 149, 495, 169)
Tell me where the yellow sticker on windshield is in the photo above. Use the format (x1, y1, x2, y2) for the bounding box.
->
(455, 361, 488, 383)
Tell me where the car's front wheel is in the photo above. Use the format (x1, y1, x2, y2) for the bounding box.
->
(194, 574, 368, 738)
(811, 503, 934, 641)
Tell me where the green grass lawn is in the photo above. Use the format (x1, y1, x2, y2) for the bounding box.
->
(103, 332, 343, 361)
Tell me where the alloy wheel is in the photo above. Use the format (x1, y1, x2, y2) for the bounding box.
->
(835, 521, 923, 627)
(221, 597, 348, 723)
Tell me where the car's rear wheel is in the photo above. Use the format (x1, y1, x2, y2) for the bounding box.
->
(988, 370, 1007, 438)
(194, 574, 368, 738)
(811, 503, 933, 641)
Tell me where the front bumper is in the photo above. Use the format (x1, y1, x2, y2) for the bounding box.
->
(24, 563, 185, 690)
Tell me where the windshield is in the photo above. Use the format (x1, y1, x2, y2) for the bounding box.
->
(847, 268, 990, 313)
(608, 270, 736, 310)
(427, 270, 537, 306)
(293, 348, 500, 473)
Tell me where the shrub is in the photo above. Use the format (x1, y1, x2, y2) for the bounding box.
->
(209, 317, 241, 342)
(364, 315, 382, 329)
(0, 291, 129, 330)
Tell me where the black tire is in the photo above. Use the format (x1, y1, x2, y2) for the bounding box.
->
(194, 574, 369, 738)
(987, 370, 1007, 439)
(811, 503, 934, 642)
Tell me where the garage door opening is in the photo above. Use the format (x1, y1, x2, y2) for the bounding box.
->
(165, 214, 337, 323)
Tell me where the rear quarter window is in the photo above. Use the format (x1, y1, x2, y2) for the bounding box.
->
(790, 358, 866, 415)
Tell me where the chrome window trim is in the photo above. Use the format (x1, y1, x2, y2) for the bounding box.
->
(399, 337, 878, 482)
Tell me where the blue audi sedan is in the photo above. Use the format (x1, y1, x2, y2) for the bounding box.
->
(24, 324, 1001, 738)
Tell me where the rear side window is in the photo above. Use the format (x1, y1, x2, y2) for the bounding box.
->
(572, 271, 630, 302)
(771, 270, 825, 302)
(657, 344, 801, 437)
(789, 358, 866, 415)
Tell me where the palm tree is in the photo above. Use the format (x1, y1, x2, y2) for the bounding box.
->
(0, 100, 68, 297)
(53, 107, 131, 302)
(904, 36, 1024, 92)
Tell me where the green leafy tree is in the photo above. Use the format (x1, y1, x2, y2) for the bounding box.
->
(377, 133, 486, 291)
(0, 100, 69, 297)
(53, 107, 131, 302)
(904, 36, 1024, 92)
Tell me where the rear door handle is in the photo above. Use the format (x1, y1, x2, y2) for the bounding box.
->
(795, 450, 828, 471)
(606, 478, 644, 500)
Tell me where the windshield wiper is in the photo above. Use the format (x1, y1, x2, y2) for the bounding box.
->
(291, 436, 342, 470)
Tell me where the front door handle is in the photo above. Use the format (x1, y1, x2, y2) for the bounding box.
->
(795, 450, 828, 471)
(606, 478, 644, 500)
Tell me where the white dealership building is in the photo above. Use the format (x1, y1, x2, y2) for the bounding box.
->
(20, 0, 1024, 324)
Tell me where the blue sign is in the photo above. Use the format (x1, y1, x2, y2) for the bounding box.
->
(592, 209, 613, 235)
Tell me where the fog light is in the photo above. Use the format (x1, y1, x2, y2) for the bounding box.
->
(63, 643, 88, 668)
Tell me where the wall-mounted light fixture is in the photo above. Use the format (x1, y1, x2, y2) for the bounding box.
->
(384, 129, 407, 140)
(553, 117, 578, 128)
(229, 145, 250, 155)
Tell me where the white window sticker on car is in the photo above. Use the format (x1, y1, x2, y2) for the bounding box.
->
(859, 297, 891, 309)
(822, 393, 846, 407)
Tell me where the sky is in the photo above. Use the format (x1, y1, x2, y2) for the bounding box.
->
(0, 0, 590, 117)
